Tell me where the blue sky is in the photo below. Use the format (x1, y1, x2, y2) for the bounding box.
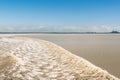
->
(0, 0, 120, 32)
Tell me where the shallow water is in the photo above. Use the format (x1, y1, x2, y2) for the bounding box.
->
(17, 34, 120, 78)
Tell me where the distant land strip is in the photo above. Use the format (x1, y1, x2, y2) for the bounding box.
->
(0, 32, 119, 34)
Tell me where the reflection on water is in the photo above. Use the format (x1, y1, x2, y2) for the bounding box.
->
(18, 34, 120, 78)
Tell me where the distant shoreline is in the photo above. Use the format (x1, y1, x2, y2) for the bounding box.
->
(0, 32, 119, 34)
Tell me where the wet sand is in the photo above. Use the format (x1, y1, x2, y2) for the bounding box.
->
(12, 34, 120, 78)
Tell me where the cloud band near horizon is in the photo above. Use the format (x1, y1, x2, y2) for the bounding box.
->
(0, 25, 119, 32)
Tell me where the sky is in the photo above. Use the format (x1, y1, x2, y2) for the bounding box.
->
(0, 0, 120, 32)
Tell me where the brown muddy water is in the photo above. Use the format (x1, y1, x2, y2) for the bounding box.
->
(16, 34, 120, 78)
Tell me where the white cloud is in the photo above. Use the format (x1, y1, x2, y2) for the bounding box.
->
(57, 25, 120, 32)
(0, 25, 120, 32)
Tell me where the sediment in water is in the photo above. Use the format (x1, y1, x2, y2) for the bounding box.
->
(0, 37, 119, 80)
